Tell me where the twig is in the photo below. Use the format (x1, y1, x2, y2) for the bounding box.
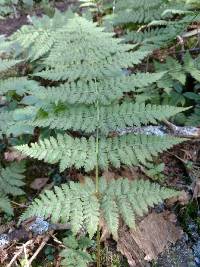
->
(51, 234, 65, 248)
(27, 233, 52, 266)
(7, 240, 32, 267)
(10, 201, 28, 208)
(182, 28, 200, 38)
(23, 244, 29, 267)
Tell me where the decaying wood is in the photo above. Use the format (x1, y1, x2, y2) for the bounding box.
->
(117, 212, 183, 266)
(117, 225, 145, 267)
(0, 217, 71, 249)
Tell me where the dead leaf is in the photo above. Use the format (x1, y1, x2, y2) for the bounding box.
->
(117, 212, 183, 265)
(166, 190, 190, 206)
(30, 178, 49, 190)
(4, 150, 26, 162)
(120, 166, 140, 180)
(99, 216, 110, 242)
(102, 170, 118, 180)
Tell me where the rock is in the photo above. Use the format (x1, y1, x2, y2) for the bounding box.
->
(157, 239, 196, 267)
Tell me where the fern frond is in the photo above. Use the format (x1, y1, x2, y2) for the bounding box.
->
(110, 0, 168, 25)
(8, 10, 73, 61)
(34, 50, 149, 82)
(155, 52, 200, 90)
(28, 15, 150, 83)
(186, 107, 200, 126)
(0, 77, 42, 95)
(0, 59, 21, 73)
(0, 162, 26, 215)
(0, 162, 26, 196)
(19, 177, 178, 238)
(60, 235, 93, 267)
(15, 134, 185, 172)
(183, 52, 200, 82)
(0, 108, 35, 137)
(0, 194, 13, 215)
(31, 104, 188, 134)
(32, 72, 163, 105)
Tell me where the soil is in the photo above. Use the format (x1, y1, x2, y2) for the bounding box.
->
(0, 0, 77, 36)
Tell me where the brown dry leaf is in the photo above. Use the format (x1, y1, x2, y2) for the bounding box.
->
(76, 173, 85, 184)
(30, 178, 49, 190)
(102, 170, 118, 180)
(166, 190, 190, 206)
(117, 212, 183, 266)
(4, 150, 26, 162)
(193, 179, 200, 199)
(120, 166, 140, 180)
(99, 216, 110, 242)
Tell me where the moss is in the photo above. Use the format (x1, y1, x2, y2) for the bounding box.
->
(100, 246, 128, 267)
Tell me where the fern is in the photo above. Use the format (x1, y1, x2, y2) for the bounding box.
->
(186, 107, 200, 126)
(0, 162, 26, 215)
(14, 15, 187, 170)
(7, 9, 74, 61)
(16, 134, 185, 172)
(155, 52, 200, 91)
(60, 235, 93, 267)
(10, 15, 187, 247)
(109, 0, 170, 25)
(0, 77, 42, 95)
(0, 108, 36, 137)
(31, 72, 164, 105)
(20, 177, 178, 239)
(30, 104, 188, 134)
(104, 0, 200, 52)
(0, 59, 21, 73)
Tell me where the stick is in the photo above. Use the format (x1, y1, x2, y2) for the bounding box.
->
(115, 123, 200, 138)
(27, 233, 52, 266)
(7, 240, 32, 267)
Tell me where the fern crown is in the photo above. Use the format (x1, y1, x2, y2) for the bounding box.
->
(15, 15, 187, 171)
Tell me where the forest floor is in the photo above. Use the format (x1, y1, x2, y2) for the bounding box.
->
(0, 1, 200, 267)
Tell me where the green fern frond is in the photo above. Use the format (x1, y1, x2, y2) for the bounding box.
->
(8, 10, 74, 61)
(183, 52, 200, 82)
(15, 134, 185, 172)
(31, 104, 188, 134)
(31, 72, 163, 105)
(0, 162, 26, 215)
(19, 177, 178, 238)
(109, 0, 168, 25)
(0, 59, 22, 73)
(186, 107, 200, 126)
(0, 108, 35, 137)
(0, 77, 42, 95)
(34, 50, 149, 82)
(0, 194, 13, 215)
(0, 162, 26, 196)
(29, 15, 149, 82)
(60, 235, 93, 267)
(124, 22, 186, 47)
(155, 52, 200, 90)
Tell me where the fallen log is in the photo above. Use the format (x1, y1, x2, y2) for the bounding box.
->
(115, 121, 200, 139)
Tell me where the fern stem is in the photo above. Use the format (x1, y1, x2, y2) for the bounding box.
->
(95, 84, 101, 267)
(95, 100, 100, 194)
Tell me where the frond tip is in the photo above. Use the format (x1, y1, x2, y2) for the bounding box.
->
(19, 177, 179, 239)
